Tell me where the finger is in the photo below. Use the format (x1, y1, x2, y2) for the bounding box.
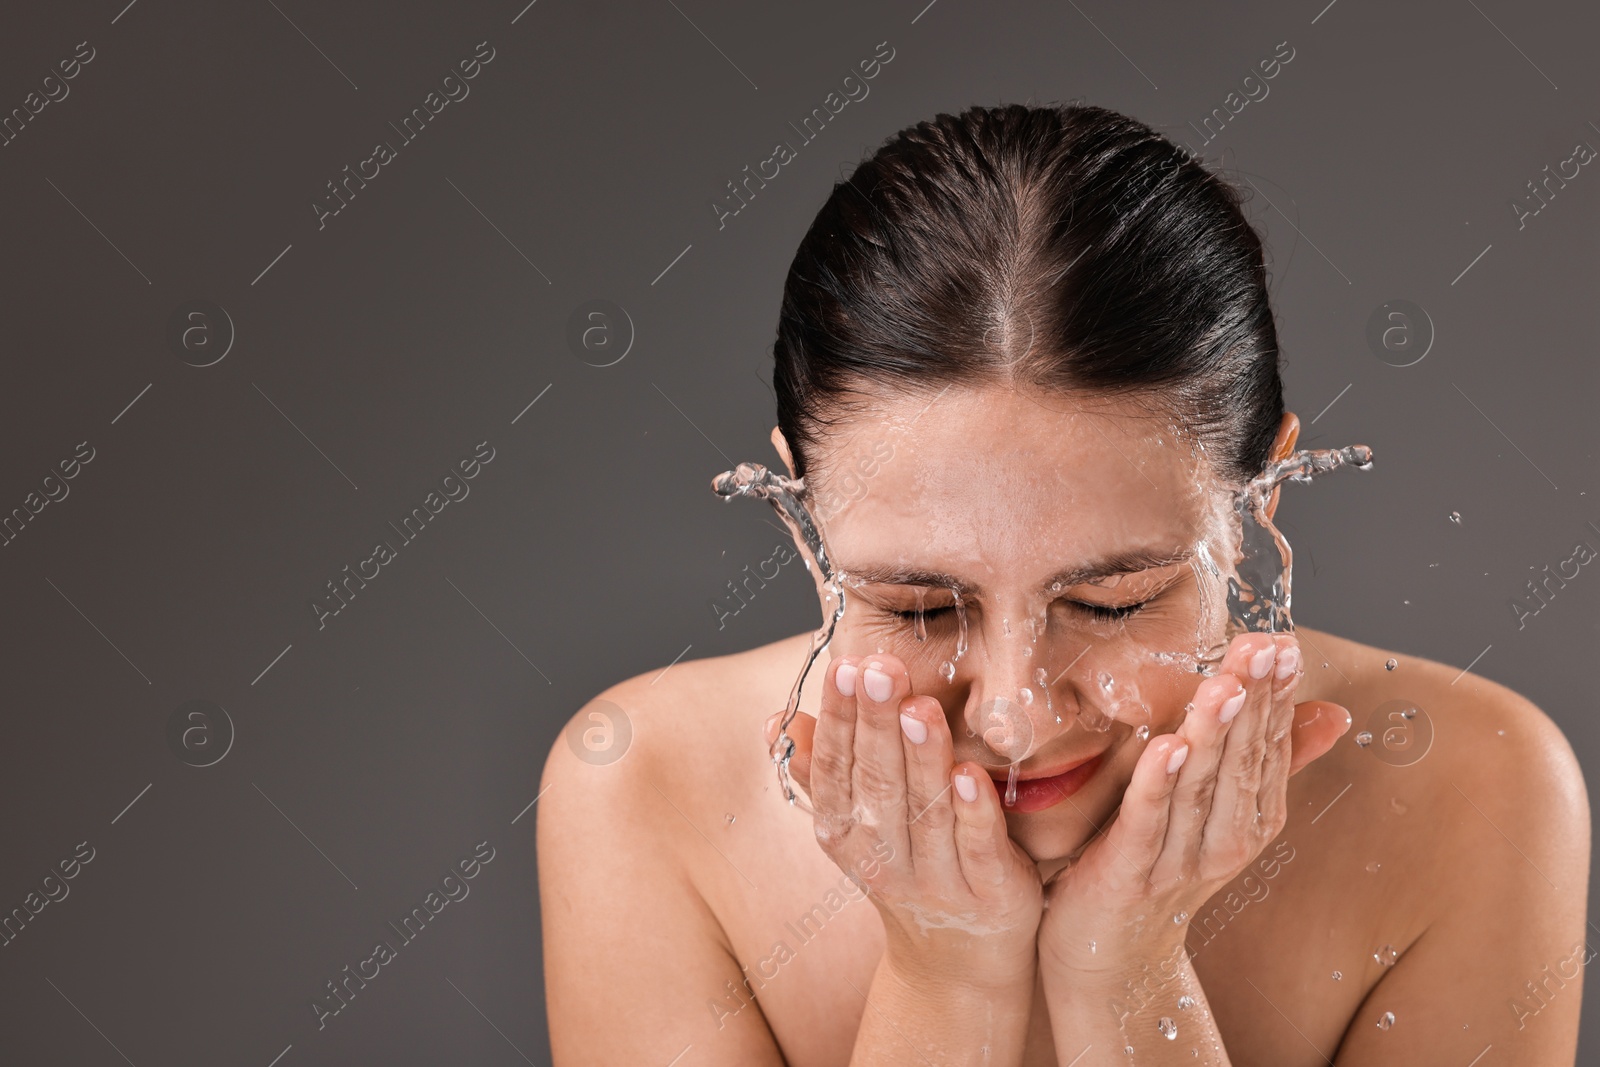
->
(950, 760, 1021, 894)
(898, 694, 960, 879)
(1203, 634, 1277, 867)
(1256, 635, 1303, 834)
(1100, 735, 1189, 885)
(809, 656, 860, 818)
(853, 655, 913, 863)
(1288, 700, 1353, 775)
(1149, 673, 1246, 886)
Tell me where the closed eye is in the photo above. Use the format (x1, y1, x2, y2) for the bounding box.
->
(890, 602, 1150, 622)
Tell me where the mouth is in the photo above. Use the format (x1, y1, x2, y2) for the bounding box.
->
(989, 752, 1106, 814)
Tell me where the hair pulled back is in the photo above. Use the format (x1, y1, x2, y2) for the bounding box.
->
(773, 102, 1284, 486)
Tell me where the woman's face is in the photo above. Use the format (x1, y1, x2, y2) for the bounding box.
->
(791, 382, 1257, 864)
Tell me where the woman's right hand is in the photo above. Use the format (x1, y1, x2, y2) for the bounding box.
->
(765, 653, 1044, 989)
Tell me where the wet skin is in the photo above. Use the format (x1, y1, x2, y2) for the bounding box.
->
(539, 385, 1589, 1066)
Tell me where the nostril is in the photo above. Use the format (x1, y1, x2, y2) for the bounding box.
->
(969, 695, 1036, 761)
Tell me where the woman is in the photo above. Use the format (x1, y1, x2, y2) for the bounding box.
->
(538, 104, 1590, 1065)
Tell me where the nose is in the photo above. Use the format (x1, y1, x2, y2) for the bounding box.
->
(960, 608, 1062, 764)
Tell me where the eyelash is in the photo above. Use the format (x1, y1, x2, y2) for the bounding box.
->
(891, 601, 1150, 623)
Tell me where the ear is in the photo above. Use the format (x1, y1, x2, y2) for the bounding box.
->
(1262, 412, 1300, 522)
(770, 425, 797, 480)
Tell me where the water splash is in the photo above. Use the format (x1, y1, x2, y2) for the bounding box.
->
(1197, 445, 1374, 670)
(711, 462, 842, 809)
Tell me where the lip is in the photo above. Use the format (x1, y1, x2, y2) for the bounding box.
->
(989, 752, 1106, 814)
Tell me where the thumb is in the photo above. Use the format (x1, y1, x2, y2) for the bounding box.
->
(1288, 700, 1352, 775)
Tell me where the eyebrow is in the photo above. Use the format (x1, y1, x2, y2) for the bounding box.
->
(840, 545, 1196, 597)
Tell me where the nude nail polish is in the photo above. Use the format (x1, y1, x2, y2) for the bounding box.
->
(1166, 743, 1189, 774)
(862, 666, 893, 703)
(1275, 646, 1301, 680)
(899, 712, 927, 745)
(954, 774, 978, 802)
(836, 662, 858, 697)
(1219, 689, 1246, 723)
(1249, 645, 1277, 679)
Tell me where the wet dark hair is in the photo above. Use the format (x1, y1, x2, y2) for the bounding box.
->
(773, 102, 1284, 486)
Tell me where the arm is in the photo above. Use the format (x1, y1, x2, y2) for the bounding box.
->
(785, 654, 1049, 1066)
(1331, 689, 1590, 1065)
(849, 953, 1036, 1067)
(538, 694, 787, 1067)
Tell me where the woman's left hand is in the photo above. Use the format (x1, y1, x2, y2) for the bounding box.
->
(1036, 631, 1351, 981)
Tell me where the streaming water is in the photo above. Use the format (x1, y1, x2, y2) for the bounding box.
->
(1193, 444, 1374, 671)
(711, 462, 843, 808)
(712, 443, 1374, 812)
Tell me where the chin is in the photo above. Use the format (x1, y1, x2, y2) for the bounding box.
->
(1005, 808, 1100, 864)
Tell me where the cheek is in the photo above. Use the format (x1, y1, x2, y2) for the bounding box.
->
(1146, 668, 1204, 728)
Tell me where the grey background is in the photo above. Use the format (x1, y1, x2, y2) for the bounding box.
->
(0, 0, 1594, 1063)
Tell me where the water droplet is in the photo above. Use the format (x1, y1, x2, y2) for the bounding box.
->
(1377, 1011, 1396, 1030)
(1173, 911, 1187, 924)
(1331, 970, 1342, 981)
(1005, 762, 1019, 807)
(1390, 797, 1408, 815)
(1384, 658, 1397, 671)
(1374, 944, 1399, 966)
(951, 588, 969, 663)
(1124, 1046, 1134, 1056)
(1496, 728, 1505, 736)
(1135, 724, 1150, 741)
(1089, 940, 1096, 954)
(939, 660, 955, 683)
(1366, 861, 1380, 873)
(1097, 671, 1114, 693)
(1158, 1017, 1178, 1040)
(1018, 687, 1034, 706)
(724, 813, 736, 824)
(1177, 994, 1195, 1010)
(1034, 667, 1048, 689)
(1449, 511, 1461, 525)
(1355, 731, 1373, 747)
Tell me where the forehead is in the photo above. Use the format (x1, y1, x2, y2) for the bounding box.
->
(807, 384, 1219, 586)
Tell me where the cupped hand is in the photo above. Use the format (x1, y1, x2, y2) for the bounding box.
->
(1035, 631, 1352, 980)
(767, 653, 1045, 987)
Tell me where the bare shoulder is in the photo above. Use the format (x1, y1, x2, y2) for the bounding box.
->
(536, 636, 810, 1065)
(1298, 626, 1589, 894)
(1302, 627, 1585, 799)
(536, 632, 811, 808)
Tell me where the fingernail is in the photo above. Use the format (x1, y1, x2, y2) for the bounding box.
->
(1166, 743, 1189, 775)
(1249, 645, 1277, 679)
(835, 662, 858, 697)
(1275, 646, 1301, 680)
(1219, 689, 1246, 723)
(862, 666, 893, 703)
(899, 712, 927, 744)
(954, 773, 978, 803)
